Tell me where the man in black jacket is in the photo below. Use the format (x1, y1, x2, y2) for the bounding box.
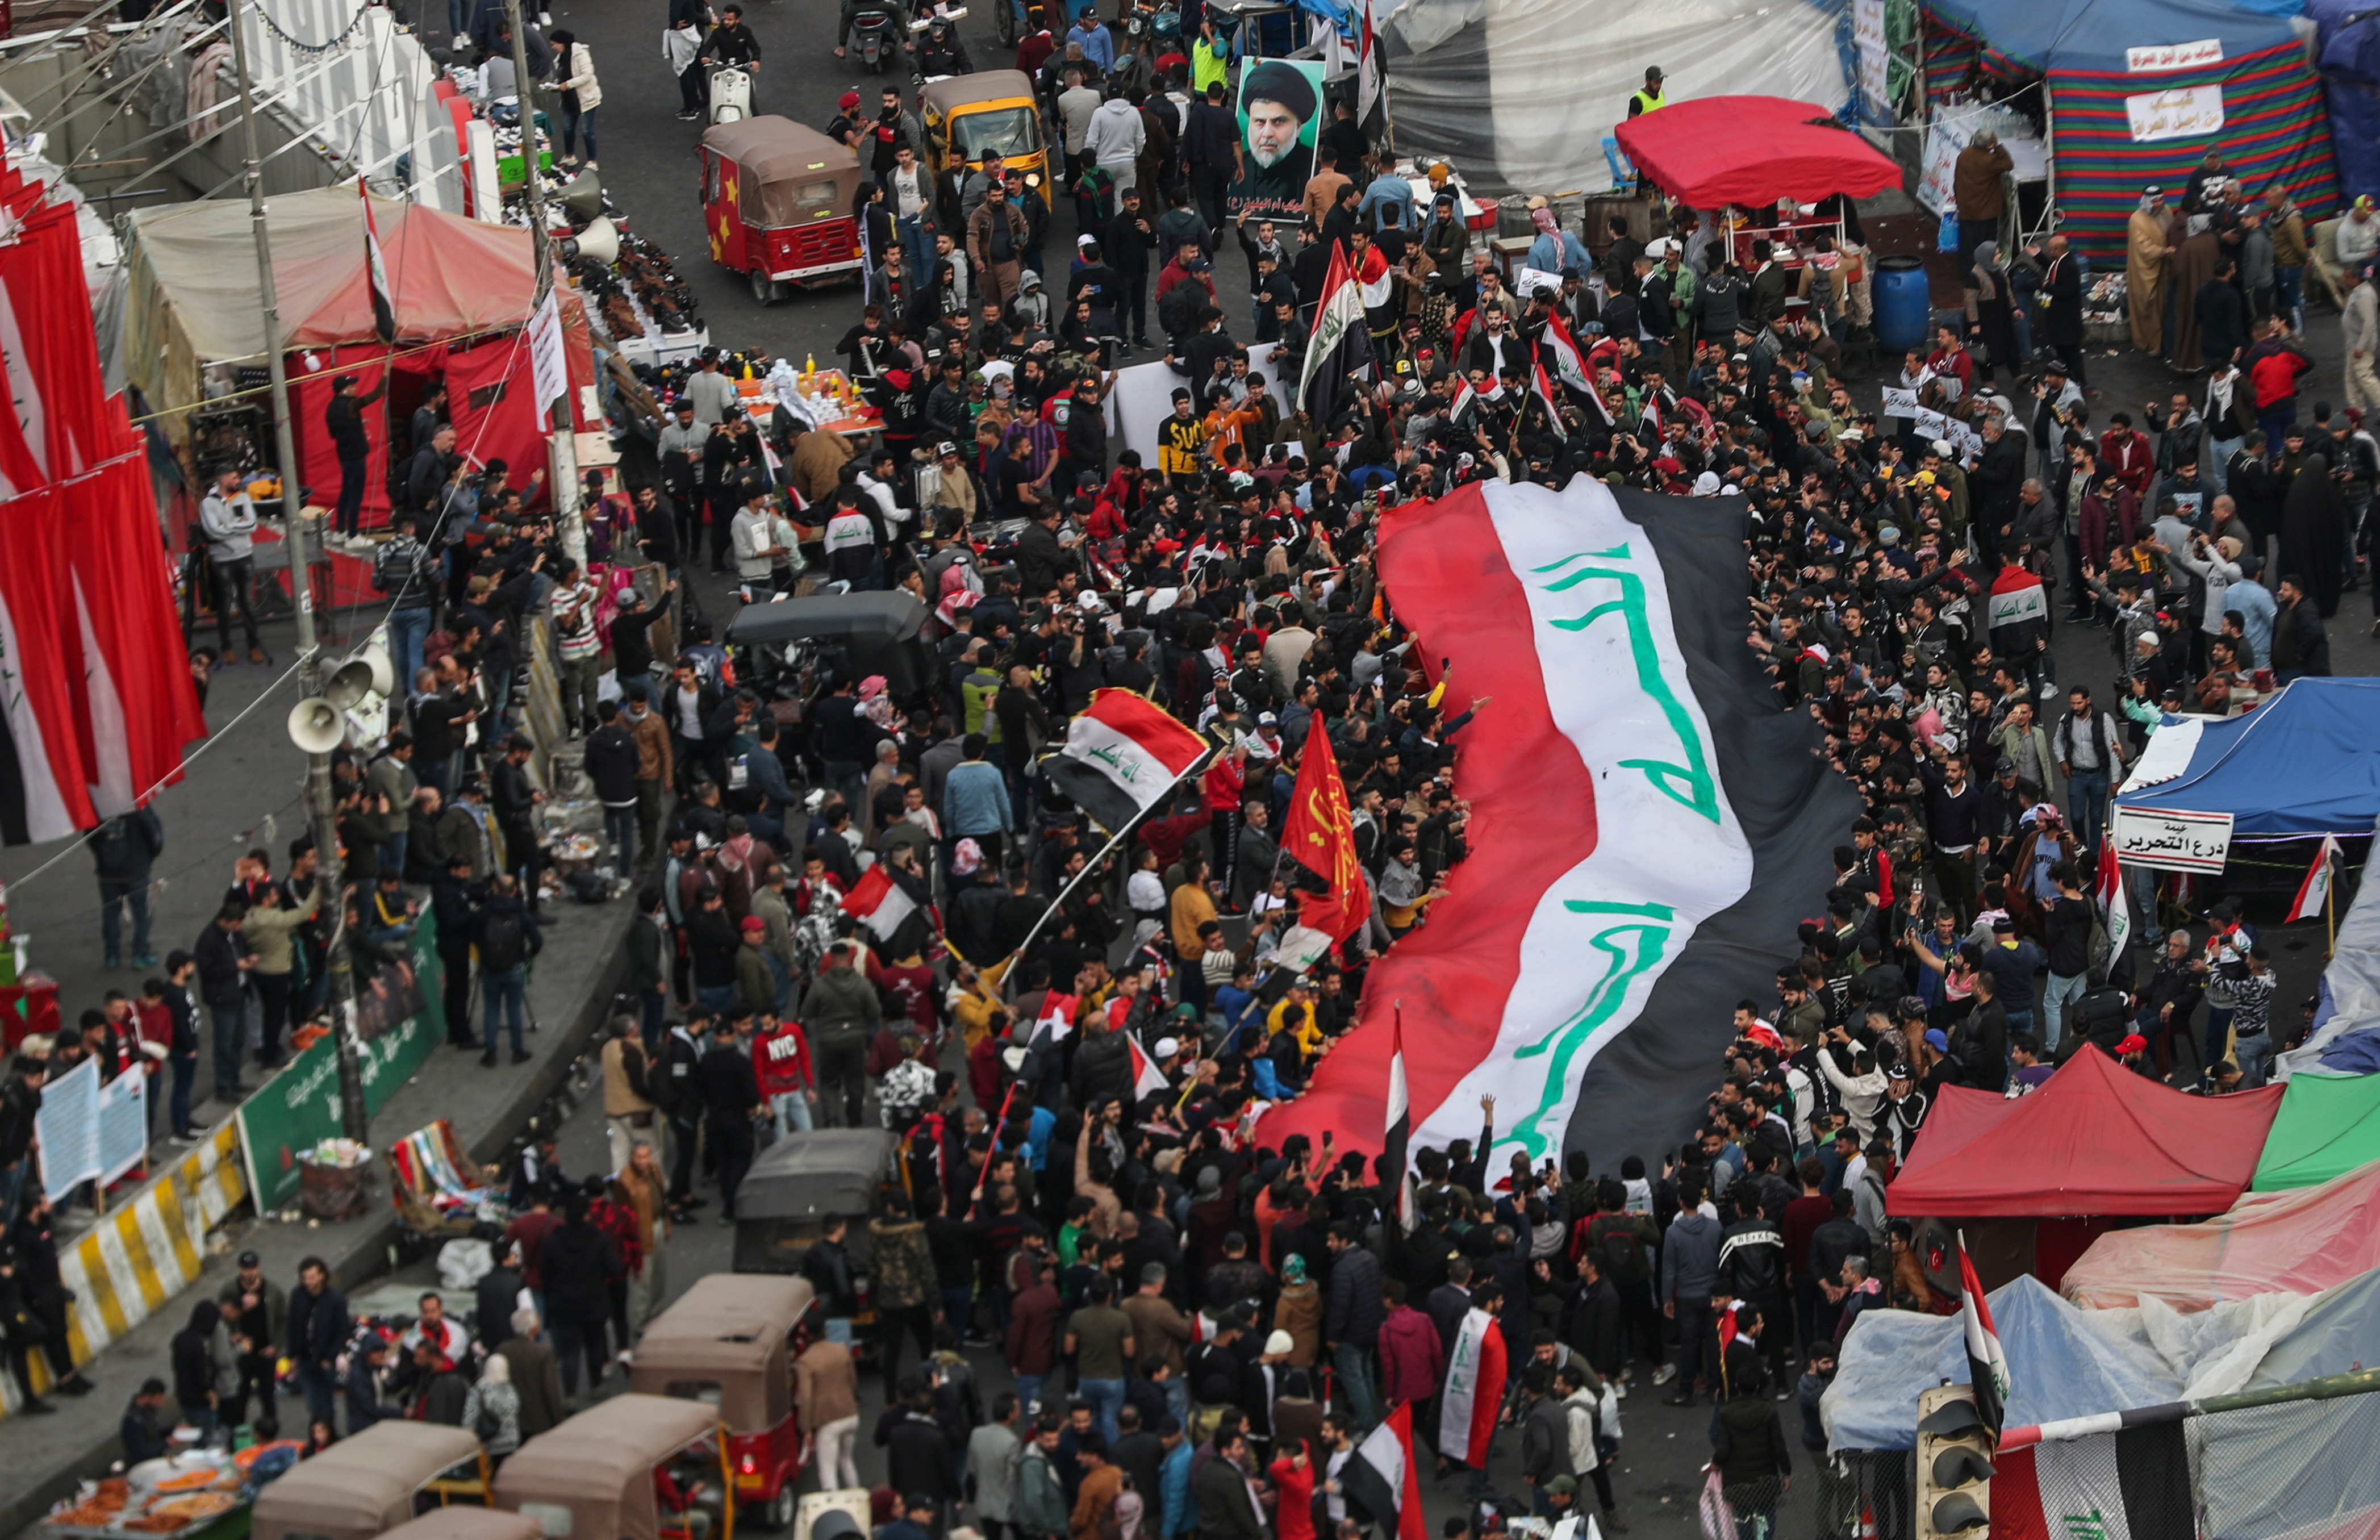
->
(1569, 1253, 1625, 1383)
(1103, 189, 1158, 352)
(698, 1017, 762, 1220)
(1322, 1222, 1383, 1430)
(491, 735, 550, 921)
(91, 807, 164, 970)
(193, 905, 254, 1105)
(324, 372, 387, 538)
(584, 701, 644, 875)
(287, 1257, 349, 1426)
(431, 853, 479, 1050)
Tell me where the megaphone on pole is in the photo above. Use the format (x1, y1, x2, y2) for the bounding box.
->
(321, 643, 396, 710)
(561, 215, 619, 265)
(556, 168, 605, 223)
(287, 697, 347, 754)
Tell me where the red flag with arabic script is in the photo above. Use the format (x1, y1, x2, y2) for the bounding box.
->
(1281, 724, 1371, 943)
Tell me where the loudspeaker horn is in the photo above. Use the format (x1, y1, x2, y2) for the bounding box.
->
(287, 697, 347, 754)
(359, 643, 395, 697)
(557, 168, 605, 223)
(563, 215, 620, 265)
(324, 657, 377, 711)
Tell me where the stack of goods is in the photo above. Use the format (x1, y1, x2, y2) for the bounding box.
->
(47, 1443, 299, 1538)
(592, 232, 706, 365)
(2083, 269, 2129, 343)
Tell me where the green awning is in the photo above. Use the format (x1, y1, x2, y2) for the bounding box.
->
(2253, 1074, 2380, 1191)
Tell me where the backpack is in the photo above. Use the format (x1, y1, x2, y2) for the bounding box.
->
(1595, 1216, 1651, 1285)
(480, 907, 527, 972)
(1157, 278, 1203, 340)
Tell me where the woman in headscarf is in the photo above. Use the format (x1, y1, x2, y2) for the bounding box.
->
(1964, 241, 2018, 386)
(2127, 187, 2174, 355)
(2279, 450, 2347, 614)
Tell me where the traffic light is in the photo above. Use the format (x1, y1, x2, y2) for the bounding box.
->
(1916, 1384, 1994, 1537)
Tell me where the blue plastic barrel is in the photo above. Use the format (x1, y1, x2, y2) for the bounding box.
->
(1873, 255, 1931, 355)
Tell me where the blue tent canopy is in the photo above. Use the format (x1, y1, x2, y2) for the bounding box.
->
(2115, 678, 2380, 840)
(1924, 0, 2304, 73)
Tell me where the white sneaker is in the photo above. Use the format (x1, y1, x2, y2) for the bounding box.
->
(1651, 1363, 1677, 1386)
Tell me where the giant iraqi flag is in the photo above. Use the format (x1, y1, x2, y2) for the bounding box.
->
(1258, 475, 1853, 1168)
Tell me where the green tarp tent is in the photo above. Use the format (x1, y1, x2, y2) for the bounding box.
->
(2253, 1074, 2380, 1191)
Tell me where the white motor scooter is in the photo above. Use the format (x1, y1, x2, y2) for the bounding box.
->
(707, 62, 752, 123)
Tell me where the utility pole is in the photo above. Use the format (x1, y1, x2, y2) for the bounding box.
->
(228, 0, 368, 1144)
(502, 0, 584, 567)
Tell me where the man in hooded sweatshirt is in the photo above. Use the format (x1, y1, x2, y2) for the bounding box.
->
(1658, 1175, 1722, 1404)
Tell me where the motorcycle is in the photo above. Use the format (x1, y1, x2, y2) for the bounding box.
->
(849, 9, 899, 73)
(909, 7, 972, 80)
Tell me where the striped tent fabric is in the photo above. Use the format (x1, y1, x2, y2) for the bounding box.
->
(2051, 41, 2341, 260)
(1923, 12, 1986, 107)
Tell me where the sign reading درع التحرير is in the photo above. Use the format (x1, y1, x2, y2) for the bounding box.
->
(2112, 805, 2235, 873)
(235, 911, 449, 1211)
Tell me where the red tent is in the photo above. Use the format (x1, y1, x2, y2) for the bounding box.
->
(1613, 96, 1904, 208)
(1886, 1046, 2283, 1218)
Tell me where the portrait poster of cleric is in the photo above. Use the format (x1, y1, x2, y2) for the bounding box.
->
(1228, 59, 1326, 223)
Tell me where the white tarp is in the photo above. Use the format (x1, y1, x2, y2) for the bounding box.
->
(1379, 0, 1852, 195)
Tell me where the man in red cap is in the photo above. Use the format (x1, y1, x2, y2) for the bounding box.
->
(2115, 1032, 2158, 1079)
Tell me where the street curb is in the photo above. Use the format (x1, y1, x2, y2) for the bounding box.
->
(0, 936, 631, 1540)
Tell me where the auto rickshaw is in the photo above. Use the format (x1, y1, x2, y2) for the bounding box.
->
(252, 1424, 492, 1540)
(374, 1510, 547, 1540)
(629, 1276, 819, 1530)
(725, 590, 932, 716)
(920, 71, 1051, 227)
(700, 117, 866, 306)
(498, 1395, 734, 1540)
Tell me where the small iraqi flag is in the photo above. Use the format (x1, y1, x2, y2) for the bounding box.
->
(2287, 834, 2341, 923)
(1958, 1234, 2010, 1441)
(1126, 1034, 1170, 1099)
(842, 862, 927, 942)
(1342, 1401, 1427, 1540)
(361, 181, 395, 345)
(1044, 689, 1209, 834)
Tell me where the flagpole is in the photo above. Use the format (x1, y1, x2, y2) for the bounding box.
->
(1004, 746, 1216, 972)
(229, 0, 365, 1143)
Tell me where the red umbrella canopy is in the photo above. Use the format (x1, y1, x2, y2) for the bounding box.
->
(1613, 96, 1904, 208)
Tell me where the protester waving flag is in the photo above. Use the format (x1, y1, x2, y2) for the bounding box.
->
(2095, 838, 2132, 962)
(1126, 1033, 1170, 1099)
(1298, 243, 1376, 421)
(842, 862, 930, 943)
(1045, 690, 1210, 834)
(1280, 725, 1369, 942)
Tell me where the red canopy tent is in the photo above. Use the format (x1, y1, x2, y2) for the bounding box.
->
(1613, 96, 1904, 208)
(1888, 1046, 2283, 1218)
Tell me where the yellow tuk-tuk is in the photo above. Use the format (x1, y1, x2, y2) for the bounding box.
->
(251, 1424, 492, 1540)
(630, 1276, 818, 1530)
(700, 117, 866, 306)
(498, 1394, 734, 1540)
(920, 71, 1050, 227)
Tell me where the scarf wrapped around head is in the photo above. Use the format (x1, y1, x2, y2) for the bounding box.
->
(1530, 206, 1558, 236)
(1971, 240, 2001, 302)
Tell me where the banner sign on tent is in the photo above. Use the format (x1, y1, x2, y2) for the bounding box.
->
(2112, 805, 2234, 873)
(528, 289, 569, 418)
(2127, 84, 2225, 142)
(1854, 0, 1891, 119)
(2127, 39, 2222, 72)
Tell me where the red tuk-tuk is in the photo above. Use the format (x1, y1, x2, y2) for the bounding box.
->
(628, 1275, 817, 1529)
(700, 117, 866, 305)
